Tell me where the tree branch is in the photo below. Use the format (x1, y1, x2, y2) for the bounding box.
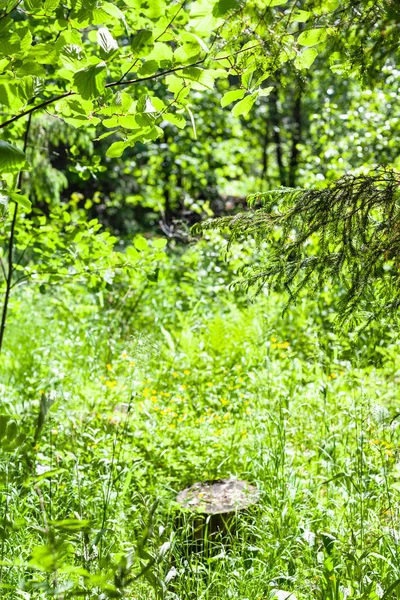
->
(0, 59, 206, 131)
(0, 112, 32, 353)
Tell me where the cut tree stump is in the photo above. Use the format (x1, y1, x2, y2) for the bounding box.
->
(176, 478, 260, 551)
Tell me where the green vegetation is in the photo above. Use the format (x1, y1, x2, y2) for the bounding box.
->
(1, 0, 400, 598)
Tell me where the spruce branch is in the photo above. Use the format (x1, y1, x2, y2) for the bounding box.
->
(193, 167, 400, 324)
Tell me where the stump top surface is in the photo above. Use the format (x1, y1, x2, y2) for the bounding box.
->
(176, 478, 259, 515)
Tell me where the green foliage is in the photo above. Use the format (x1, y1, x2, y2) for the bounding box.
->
(1, 1, 400, 598)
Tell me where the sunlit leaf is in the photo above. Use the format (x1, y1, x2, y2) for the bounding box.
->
(221, 89, 245, 107)
(232, 92, 258, 117)
(9, 192, 31, 211)
(213, 0, 240, 17)
(106, 141, 128, 158)
(73, 62, 107, 100)
(97, 27, 118, 58)
(163, 113, 186, 128)
(294, 48, 318, 69)
(298, 28, 327, 47)
(292, 9, 311, 22)
(0, 141, 29, 174)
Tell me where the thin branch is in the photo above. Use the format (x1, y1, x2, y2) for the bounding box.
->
(0, 0, 22, 20)
(0, 112, 32, 353)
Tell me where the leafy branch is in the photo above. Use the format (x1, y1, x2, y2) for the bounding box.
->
(0, 59, 208, 131)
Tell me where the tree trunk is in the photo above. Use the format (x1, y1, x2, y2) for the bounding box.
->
(288, 88, 302, 188)
(269, 88, 287, 187)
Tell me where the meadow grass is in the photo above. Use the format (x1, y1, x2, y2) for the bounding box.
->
(1, 239, 400, 599)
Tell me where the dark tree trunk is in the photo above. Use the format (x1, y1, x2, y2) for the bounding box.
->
(289, 88, 302, 188)
(261, 119, 270, 181)
(269, 88, 287, 187)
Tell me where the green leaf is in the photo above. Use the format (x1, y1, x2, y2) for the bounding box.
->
(213, 0, 240, 17)
(138, 60, 159, 76)
(134, 236, 148, 251)
(102, 2, 127, 28)
(147, 42, 173, 63)
(106, 141, 128, 158)
(152, 238, 167, 249)
(97, 27, 118, 58)
(126, 246, 139, 260)
(221, 89, 245, 107)
(292, 9, 311, 22)
(298, 28, 327, 47)
(163, 113, 186, 128)
(0, 416, 9, 440)
(258, 86, 274, 98)
(9, 192, 31, 211)
(49, 518, 91, 532)
(0, 141, 28, 174)
(44, 0, 60, 10)
(232, 92, 258, 117)
(6, 421, 17, 443)
(73, 62, 107, 100)
(138, 0, 165, 18)
(294, 48, 318, 69)
(183, 32, 209, 54)
(180, 67, 215, 90)
(131, 29, 154, 56)
(15, 60, 46, 77)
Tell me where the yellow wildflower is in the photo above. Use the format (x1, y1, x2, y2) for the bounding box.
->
(106, 363, 113, 371)
(184, 370, 190, 375)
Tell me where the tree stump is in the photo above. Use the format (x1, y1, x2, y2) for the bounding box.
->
(176, 478, 259, 553)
